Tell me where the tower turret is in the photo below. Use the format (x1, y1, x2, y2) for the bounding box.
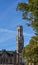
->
(16, 26, 24, 53)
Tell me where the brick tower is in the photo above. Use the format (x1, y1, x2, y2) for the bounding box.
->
(16, 26, 24, 53)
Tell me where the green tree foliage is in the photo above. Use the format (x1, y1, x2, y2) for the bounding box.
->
(22, 36, 38, 63)
(16, 1, 38, 64)
(16, 0, 38, 35)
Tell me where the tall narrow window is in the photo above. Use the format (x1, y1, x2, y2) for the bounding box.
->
(6, 59, 8, 64)
(10, 58, 12, 64)
(0, 58, 2, 64)
(3, 58, 5, 64)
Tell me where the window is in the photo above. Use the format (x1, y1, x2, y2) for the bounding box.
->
(10, 58, 12, 64)
(18, 29, 19, 32)
(0, 58, 2, 64)
(3, 58, 5, 64)
(6, 59, 8, 63)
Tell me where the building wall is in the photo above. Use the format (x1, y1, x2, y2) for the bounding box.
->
(0, 56, 15, 64)
(0, 50, 20, 65)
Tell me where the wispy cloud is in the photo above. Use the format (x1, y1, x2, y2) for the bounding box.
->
(23, 32, 34, 37)
(0, 28, 15, 33)
(0, 28, 16, 43)
(0, 28, 34, 43)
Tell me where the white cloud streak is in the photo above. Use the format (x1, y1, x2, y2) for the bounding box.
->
(23, 32, 34, 37)
(0, 28, 16, 43)
(0, 28, 34, 43)
(0, 28, 15, 33)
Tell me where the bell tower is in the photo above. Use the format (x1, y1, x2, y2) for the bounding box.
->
(16, 26, 24, 53)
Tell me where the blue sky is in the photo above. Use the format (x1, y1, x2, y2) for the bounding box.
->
(0, 0, 35, 50)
